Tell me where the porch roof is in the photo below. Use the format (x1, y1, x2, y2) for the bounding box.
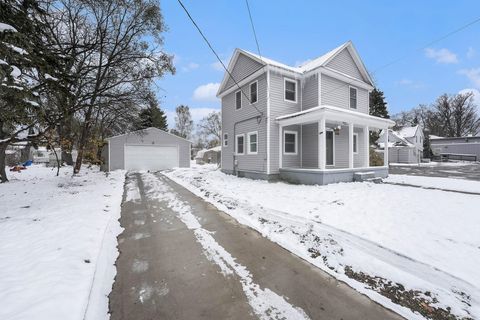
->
(275, 105, 395, 128)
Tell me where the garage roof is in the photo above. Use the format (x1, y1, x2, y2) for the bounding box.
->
(106, 127, 192, 143)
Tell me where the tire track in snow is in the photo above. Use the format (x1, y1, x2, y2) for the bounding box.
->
(141, 172, 310, 320)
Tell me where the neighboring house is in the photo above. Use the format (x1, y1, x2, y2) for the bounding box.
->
(195, 146, 221, 165)
(102, 127, 191, 171)
(217, 41, 395, 185)
(430, 135, 480, 161)
(377, 125, 424, 163)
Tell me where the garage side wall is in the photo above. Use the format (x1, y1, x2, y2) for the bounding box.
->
(108, 129, 190, 170)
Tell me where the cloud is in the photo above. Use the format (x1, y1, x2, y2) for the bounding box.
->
(193, 82, 220, 101)
(395, 78, 424, 89)
(424, 48, 458, 64)
(459, 88, 480, 106)
(459, 68, 480, 89)
(467, 47, 476, 59)
(182, 62, 199, 72)
(211, 59, 230, 71)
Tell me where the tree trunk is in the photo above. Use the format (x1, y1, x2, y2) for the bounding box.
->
(74, 106, 94, 174)
(0, 143, 8, 183)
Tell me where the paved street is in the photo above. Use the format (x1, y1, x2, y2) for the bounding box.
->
(109, 172, 402, 320)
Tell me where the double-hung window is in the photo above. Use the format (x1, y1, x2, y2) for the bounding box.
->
(235, 90, 242, 110)
(236, 134, 245, 155)
(349, 87, 357, 109)
(284, 78, 297, 102)
(250, 81, 258, 104)
(247, 132, 258, 154)
(283, 131, 297, 154)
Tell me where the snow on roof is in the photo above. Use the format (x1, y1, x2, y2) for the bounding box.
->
(0, 22, 17, 32)
(377, 129, 414, 148)
(397, 125, 419, 138)
(241, 41, 349, 74)
(429, 135, 443, 140)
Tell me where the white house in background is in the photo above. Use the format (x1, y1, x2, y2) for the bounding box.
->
(217, 41, 395, 185)
(377, 125, 424, 164)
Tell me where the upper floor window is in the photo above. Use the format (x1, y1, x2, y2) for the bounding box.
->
(283, 130, 298, 155)
(250, 81, 258, 104)
(223, 133, 228, 147)
(235, 90, 242, 110)
(349, 87, 357, 109)
(284, 78, 297, 103)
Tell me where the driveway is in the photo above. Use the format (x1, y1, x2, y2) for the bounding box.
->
(109, 172, 403, 320)
(389, 162, 480, 181)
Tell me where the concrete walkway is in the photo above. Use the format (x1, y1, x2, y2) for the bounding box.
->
(109, 172, 403, 320)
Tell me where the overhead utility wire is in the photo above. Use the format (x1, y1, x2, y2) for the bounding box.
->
(176, 0, 263, 117)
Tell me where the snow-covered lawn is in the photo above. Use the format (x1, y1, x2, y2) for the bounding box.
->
(386, 174, 480, 194)
(165, 164, 480, 320)
(0, 165, 125, 320)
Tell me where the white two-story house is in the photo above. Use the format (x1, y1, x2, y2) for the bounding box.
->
(217, 41, 395, 184)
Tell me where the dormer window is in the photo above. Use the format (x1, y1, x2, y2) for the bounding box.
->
(235, 90, 242, 110)
(250, 81, 258, 104)
(284, 78, 297, 102)
(349, 87, 357, 109)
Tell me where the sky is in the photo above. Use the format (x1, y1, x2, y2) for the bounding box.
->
(157, 0, 480, 128)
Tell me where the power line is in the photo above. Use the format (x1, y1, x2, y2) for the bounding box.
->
(322, 15, 480, 101)
(176, 0, 263, 117)
(245, 0, 262, 59)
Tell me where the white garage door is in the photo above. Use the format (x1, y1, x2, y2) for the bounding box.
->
(124, 145, 178, 171)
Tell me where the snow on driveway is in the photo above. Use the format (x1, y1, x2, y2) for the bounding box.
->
(0, 165, 125, 320)
(165, 164, 480, 320)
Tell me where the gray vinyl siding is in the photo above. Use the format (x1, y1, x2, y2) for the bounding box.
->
(221, 72, 267, 172)
(321, 74, 369, 114)
(353, 127, 366, 168)
(107, 128, 191, 170)
(301, 74, 318, 110)
(301, 123, 318, 168)
(224, 53, 264, 91)
(430, 138, 480, 161)
(326, 48, 365, 81)
(269, 70, 302, 173)
(388, 147, 415, 163)
(329, 122, 348, 169)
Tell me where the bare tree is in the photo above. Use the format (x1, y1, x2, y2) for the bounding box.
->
(173, 105, 193, 139)
(433, 92, 480, 137)
(197, 111, 221, 147)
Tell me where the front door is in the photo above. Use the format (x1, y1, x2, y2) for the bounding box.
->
(326, 130, 334, 166)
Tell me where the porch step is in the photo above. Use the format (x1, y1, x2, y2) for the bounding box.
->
(353, 171, 376, 182)
(365, 177, 383, 184)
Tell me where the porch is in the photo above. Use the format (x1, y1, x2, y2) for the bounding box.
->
(276, 105, 395, 184)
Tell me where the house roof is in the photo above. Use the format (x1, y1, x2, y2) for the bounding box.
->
(377, 129, 414, 148)
(106, 127, 192, 143)
(195, 146, 221, 158)
(397, 125, 419, 138)
(217, 41, 374, 96)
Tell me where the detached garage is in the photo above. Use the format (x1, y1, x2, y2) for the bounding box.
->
(102, 127, 191, 171)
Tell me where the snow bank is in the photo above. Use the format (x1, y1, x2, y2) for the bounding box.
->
(165, 166, 480, 320)
(0, 22, 17, 32)
(386, 174, 480, 194)
(0, 165, 125, 320)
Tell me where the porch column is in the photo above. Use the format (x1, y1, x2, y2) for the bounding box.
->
(278, 125, 283, 169)
(383, 127, 389, 166)
(348, 123, 354, 169)
(363, 126, 369, 167)
(318, 117, 326, 170)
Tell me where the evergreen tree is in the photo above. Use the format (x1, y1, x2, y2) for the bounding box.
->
(369, 88, 390, 145)
(135, 94, 168, 131)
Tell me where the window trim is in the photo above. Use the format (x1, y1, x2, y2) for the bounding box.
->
(284, 78, 297, 103)
(349, 86, 358, 109)
(249, 80, 258, 105)
(247, 131, 258, 155)
(235, 90, 242, 110)
(223, 133, 228, 147)
(283, 130, 298, 155)
(353, 132, 359, 154)
(235, 134, 245, 155)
